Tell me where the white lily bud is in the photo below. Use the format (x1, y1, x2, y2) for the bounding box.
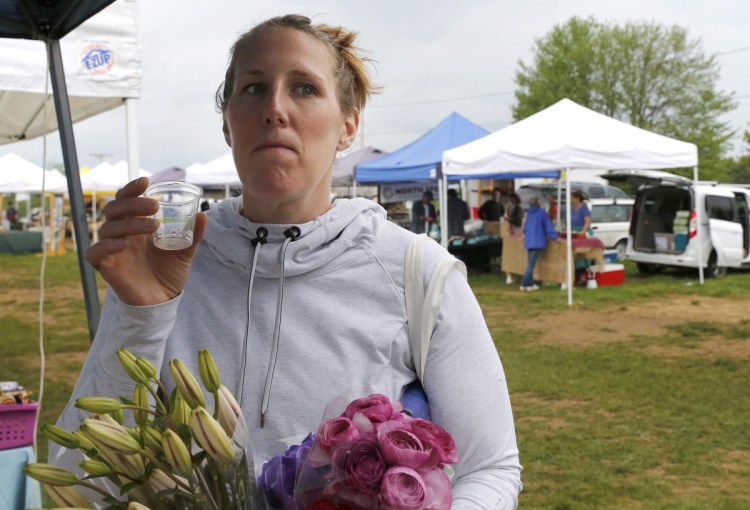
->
(198, 348, 221, 393)
(162, 429, 192, 472)
(216, 384, 241, 437)
(169, 359, 206, 409)
(43, 484, 93, 508)
(190, 406, 234, 464)
(80, 418, 141, 455)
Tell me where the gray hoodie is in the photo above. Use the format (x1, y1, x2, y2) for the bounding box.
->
(54, 197, 522, 508)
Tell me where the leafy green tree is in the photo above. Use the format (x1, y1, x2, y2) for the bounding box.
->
(725, 130, 750, 184)
(514, 17, 736, 180)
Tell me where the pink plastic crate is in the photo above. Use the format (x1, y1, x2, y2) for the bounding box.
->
(0, 402, 39, 450)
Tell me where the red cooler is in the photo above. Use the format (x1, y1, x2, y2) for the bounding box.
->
(595, 263, 624, 286)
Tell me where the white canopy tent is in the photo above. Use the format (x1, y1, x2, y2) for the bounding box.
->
(0, 0, 141, 339)
(185, 152, 241, 195)
(442, 98, 700, 304)
(0, 152, 67, 193)
(0, 0, 142, 178)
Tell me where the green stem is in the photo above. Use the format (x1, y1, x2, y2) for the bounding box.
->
(193, 465, 221, 510)
(146, 383, 169, 415)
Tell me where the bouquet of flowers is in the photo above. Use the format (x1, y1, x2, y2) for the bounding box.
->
(25, 348, 263, 510)
(257, 394, 457, 510)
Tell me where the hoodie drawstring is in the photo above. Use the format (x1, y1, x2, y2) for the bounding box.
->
(260, 226, 300, 428)
(237, 228, 268, 407)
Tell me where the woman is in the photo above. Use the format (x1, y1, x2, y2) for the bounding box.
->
(55, 15, 521, 508)
(521, 196, 560, 291)
(505, 192, 523, 234)
(570, 190, 592, 234)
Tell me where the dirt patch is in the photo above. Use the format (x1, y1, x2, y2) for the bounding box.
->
(528, 296, 750, 349)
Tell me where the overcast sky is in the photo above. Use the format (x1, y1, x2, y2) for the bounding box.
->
(3, 0, 749, 172)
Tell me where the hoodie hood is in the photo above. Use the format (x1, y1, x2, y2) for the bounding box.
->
(202, 197, 388, 278)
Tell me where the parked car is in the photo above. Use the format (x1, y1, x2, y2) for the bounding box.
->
(516, 181, 628, 207)
(604, 169, 750, 277)
(589, 197, 634, 260)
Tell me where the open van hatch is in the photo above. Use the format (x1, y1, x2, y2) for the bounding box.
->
(631, 186, 692, 253)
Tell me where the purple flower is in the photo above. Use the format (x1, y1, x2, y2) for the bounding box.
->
(259, 433, 316, 509)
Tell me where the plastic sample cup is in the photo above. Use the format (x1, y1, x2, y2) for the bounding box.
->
(144, 181, 202, 250)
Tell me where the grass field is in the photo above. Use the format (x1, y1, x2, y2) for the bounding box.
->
(2, 250, 749, 509)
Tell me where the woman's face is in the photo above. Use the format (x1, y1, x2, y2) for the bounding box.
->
(222, 27, 358, 222)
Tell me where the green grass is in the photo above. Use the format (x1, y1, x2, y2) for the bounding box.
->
(469, 262, 750, 509)
(3, 252, 750, 508)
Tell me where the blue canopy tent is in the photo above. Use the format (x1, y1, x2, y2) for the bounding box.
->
(355, 112, 490, 184)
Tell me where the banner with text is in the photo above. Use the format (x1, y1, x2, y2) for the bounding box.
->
(380, 183, 439, 204)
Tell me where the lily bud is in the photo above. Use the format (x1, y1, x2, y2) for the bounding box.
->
(135, 356, 157, 380)
(140, 424, 163, 455)
(128, 502, 152, 510)
(24, 463, 79, 486)
(72, 430, 97, 452)
(79, 459, 111, 476)
(198, 348, 221, 393)
(118, 348, 150, 384)
(162, 429, 192, 472)
(80, 418, 142, 455)
(111, 407, 125, 425)
(43, 424, 80, 449)
(190, 406, 234, 464)
(216, 384, 241, 437)
(74, 397, 125, 414)
(171, 392, 192, 428)
(148, 468, 188, 494)
(169, 359, 206, 408)
(133, 384, 149, 427)
(43, 484, 93, 508)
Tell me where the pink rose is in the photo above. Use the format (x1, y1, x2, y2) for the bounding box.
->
(379, 466, 427, 509)
(410, 419, 458, 467)
(343, 394, 403, 432)
(317, 416, 360, 455)
(377, 421, 438, 470)
(421, 468, 453, 510)
(326, 435, 385, 503)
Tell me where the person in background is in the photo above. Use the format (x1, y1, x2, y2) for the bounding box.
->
(570, 190, 592, 234)
(505, 192, 523, 234)
(200, 200, 210, 212)
(446, 188, 470, 238)
(521, 196, 560, 291)
(547, 194, 558, 227)
(411, 190, 436, 234)
(478, 188, 504, 222)
(5, 200, 18, 230)
(53, 14, 521, 508)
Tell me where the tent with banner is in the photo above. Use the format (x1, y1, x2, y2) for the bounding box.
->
(0, 0, 140, 340)
(442, 98, 699, 303)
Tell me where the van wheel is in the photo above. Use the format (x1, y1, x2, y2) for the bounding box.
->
(615, 240, 627, 261)
(706, 251, 727, 278)
(637, 262, 663, 275)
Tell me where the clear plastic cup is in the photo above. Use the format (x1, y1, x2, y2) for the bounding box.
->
(144, 181, 202, 250)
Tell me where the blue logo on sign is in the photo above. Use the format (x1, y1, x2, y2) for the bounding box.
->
(82, 48, 112, 71)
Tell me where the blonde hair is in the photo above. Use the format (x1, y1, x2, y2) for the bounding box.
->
(215, 14, 380, 114)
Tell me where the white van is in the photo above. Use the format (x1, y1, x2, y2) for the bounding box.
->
(604, 169, 750, 277)
(589, 197, 635, 261)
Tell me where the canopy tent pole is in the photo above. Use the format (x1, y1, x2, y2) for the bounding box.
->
(440, 170, 449, 248)
(565, 168, 573, 305)
(694, 165, 705, 284)
(47, 39, 101, 342)
(126, 98, 140, 182)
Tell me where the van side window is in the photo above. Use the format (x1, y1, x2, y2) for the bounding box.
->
(705, 195, 735, 221)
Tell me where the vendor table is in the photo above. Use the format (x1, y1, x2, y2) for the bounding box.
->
(0, 446, 42, 509)
(448, 236, 502, 273)
(501, 234, 605, 284)
(0, 231, 43, 254)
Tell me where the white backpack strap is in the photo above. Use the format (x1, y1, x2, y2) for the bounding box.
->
(404, 234, 467, 381)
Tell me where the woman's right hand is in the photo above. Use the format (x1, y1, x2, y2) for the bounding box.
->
(85, 178, 208, 306)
